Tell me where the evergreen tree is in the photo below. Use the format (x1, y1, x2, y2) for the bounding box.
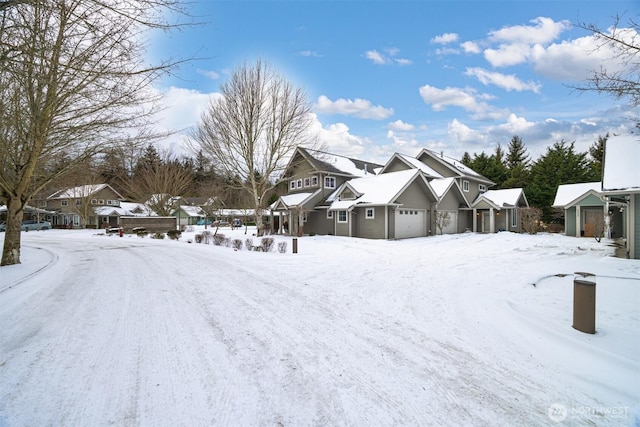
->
(527, 140, 592, 222)
(588, 134, 607, 181)
(461, 152, 472, 168)
(503, 136, 531, 189)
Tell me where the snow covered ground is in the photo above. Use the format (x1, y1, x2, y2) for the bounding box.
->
(0, 227, 638, 426)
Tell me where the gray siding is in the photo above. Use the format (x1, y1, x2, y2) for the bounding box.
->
(354, 206, 386, 239)
(634, 194, 640, 259)
(566, 207, 577, 236)
(304, 210, 334, 235)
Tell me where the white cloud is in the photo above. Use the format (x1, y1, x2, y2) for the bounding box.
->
(461, 41, 481, 54)
(484, 43, 532, 67)
(364, 49, 387, 64)
(364, 47, 410, 65)
(488, 17, 571, 45)
(418, 85, 505, 120)
(388, 120, 415, 131)
(314, 95, 394, 120)
(307, 115, 369, 158)
(447, 119, 487, 144)
(297, 50, 322, 58)
(465, 67, 541, 93)
(431, 33, 459, 44)
(197, 69, 220, 80)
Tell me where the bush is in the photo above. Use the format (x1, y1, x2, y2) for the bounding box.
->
(278, 241, 287, 253)
(213, 233, 226, 246)
(167, 229, 181, 240)
(245, 238, 253, 250)
(232, 239, 243, 250)
(201, 230, 212, 244)
(261, 237, 275, 252)
(521, 207, 543, 234)
(151, 232, 165, 239)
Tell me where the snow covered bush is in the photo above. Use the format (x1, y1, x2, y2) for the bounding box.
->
(278, 241, 287, 253)
(151, 232, 165, 239)
(232, 239, 243, 250)
(213, 233, 226, 246)
(201, 230, 212, 244)
(261, 237, 275, 252)
(167, 229, 181, 240)
(521, 207, 542, 234)
(245, 238, 253, 250)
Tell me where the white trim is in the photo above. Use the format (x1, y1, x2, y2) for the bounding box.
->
(324, 176, 336, 189)
(327, 210, 334, 219)
(365, 208, 375, 219)
(337, 210, 347, 223)
(463, 180, 470, 192)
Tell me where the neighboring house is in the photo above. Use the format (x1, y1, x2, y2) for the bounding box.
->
(94, 202, 156, 229)
(271, 147, 383, 236)
(601, 135, 640, 259)
(45, 184, 125, 228)
(172, 205, 205, 227)
(552, 182, 611, 238)
(471, 188, 529, 233)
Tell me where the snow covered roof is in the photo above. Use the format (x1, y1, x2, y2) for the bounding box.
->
(552, 182, 601, 207)
(276, 191, 318, 209)
(176, 205, 204, 217)
(48, 184, 121, 199)
(298, 147, 382, 177)
(602, 135, 640, 193)
(95, 202, 156, 217)
(473, 188, 527, 209)
(429, 177, 457, 199)
(419, 149, 487, 180)
(383, 153, 444, 178)
(329, 169, 431, 210)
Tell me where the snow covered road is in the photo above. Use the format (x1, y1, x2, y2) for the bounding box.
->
(0, 230, 638, 426)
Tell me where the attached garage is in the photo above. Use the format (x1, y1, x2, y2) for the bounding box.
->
(395, 208, 426, 239)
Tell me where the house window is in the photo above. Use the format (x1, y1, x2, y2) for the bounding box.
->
(479, 184, 487, 192)
(304, 177, 310, 187)
(91, 199, 97, 205)
(311, 175, 318, 186)
(325, 176, 336, 189)
(327, 210, 334, 219)
(463, 180, 470, 192)
(290, 181, 296, 190)
(61, 200, 68, 206)
(302, 212, 307, 223)
(98, 199, 104, 205)
(39, 200, 47, 208)
(107, 200, 112, 205)
(511, 209, 518, 227)
(76, 200, 82, 206)
(366, 208, 375, 219)
(297, 179, 302, 188)
(338, 210, 347, 223)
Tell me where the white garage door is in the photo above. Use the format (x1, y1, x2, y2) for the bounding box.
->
(440, 211, 457, 234)
(395, 209, 425, 239)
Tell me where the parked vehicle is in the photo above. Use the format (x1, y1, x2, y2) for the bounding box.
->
(232, 219, 243, 228)
(0, 220, 52, 231)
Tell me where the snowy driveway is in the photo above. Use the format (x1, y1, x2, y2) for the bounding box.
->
(0, 230, 638, 426)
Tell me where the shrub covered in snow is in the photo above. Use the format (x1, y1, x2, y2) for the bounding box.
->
(278, 241, 287, 253)
(231, 239, 243, 250)
(261, 237, 275, 252)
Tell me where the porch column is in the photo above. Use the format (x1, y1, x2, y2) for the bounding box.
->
(489, 208, 495, 233)
(575, 205, 581, 237)
(472, 208, 477, 232)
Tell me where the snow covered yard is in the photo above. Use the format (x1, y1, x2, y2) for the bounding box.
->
(0, 228, 638, 426)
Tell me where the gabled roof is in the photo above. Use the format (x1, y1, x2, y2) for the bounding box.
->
(175, 205, 205, 217)
(430, 177, 470, 208)
(272, 190, 322, 210)
(95, 202, 156, 217)
(328, 169, 437, 210)
(286, 146, 383, 178)
(416, 149, 495, 185)
(472, 188, 528, 210)
(602, 135, 640, 193)
(48, 183, 124, 200)
(552, 182, 602, 208)
(378, 153, 444, 178)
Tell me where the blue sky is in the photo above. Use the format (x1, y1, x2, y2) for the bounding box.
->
(151, 0, 639, 164)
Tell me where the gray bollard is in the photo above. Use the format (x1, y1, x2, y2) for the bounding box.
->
(292, 238, 298, 254)
(573, 278, 596, 334)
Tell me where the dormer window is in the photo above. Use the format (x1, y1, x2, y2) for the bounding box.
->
(479, 184, 487, 193)
(304, 177, 310, 187)
(290, 181, 296, 190)
(462, 180, 469, 192)
(297, 179, 302, 188)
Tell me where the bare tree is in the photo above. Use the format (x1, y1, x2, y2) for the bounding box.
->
(520, 207, 542, 234)
(190, 59, 314, 236)
(119, 159, 193, 217)
(435, 211, 451, 235)
(0, 0, 185, 265)
(574, 15, 640, 107)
